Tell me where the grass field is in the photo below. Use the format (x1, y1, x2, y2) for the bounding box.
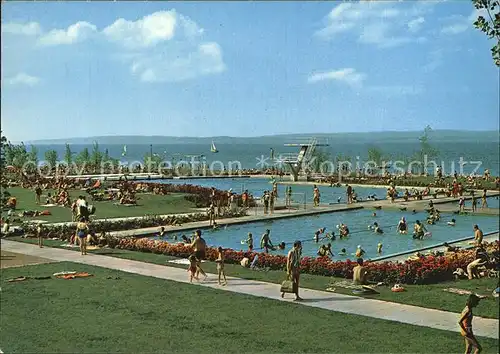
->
(11, 237, 500, 319)
(1, 261, 498, 353)
(3, 187, 198, 223)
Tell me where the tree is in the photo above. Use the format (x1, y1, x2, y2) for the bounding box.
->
(0, 132, 11, 206)
(28, 145, 39, 167)
(44, 149, 58, 169)
(75, 148, 90, 169)
(64, 143, 73, 166)
(472, 0, 500, 66)
(309, 148, 332, 174)
(413, 125, 439, 175)
(367, 147, 384, 167)
(91, 141, 103, 173)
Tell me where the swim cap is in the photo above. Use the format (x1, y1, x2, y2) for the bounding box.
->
(357, 245, 361, 248)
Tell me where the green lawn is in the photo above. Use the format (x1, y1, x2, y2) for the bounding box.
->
(3, 187, 198, 223)
(11, 237, 500, 319)
(1, 262, 498, 353)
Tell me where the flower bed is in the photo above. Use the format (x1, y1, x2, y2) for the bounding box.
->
(21, 209, 247, 240)
(115, 238, 499, 285)
(125, 182, 257, 208)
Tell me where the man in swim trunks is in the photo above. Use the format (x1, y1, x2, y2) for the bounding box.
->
(281, 240, 303, 301)
(260, 229, 273, 253)
(191, 230, 208, 280)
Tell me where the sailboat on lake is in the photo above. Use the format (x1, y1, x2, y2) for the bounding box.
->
(210, 140, 219, 153)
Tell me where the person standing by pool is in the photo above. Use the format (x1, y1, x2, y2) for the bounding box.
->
(260, 229, 274, 253)
(473, 225, 483, 246)
(272, 182, 278, 200)
(242, 190, 249, 208)
(346, 184, 353, 204)
(471, 193, 478, 212)
(191, 230, 207, 280)
(481, 189, 488, 208)
(263, 191, 270, 214)
(208, 203, 215, 226)
(313, 185, 320, 207)
(281, 240, 303, 301)
(269, 190, 275, 214)
(458, 294, 482, 354)
(285, 186, 292, 208)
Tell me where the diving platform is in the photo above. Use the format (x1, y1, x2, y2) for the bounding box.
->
(280, 137, 329, 182)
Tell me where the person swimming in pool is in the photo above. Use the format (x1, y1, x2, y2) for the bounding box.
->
(339, 224, 350, 238)
(377, 242, 383, 254)
(313, 228, 326, 242)
(413, 220, 427, 239)
(338, 248, 347, 256)
(448, 218, 456, 226)
(397, 217, 408, 234)
(355, 245, 365, 258)
(371, 222, 384, 234)
(317, 243, 334, 258)
(278, 242, 286, 250)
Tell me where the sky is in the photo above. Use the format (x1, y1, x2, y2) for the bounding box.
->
(1, 1, 499, 141)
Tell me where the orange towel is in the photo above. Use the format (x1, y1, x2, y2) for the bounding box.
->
(56, 272, 93, 280)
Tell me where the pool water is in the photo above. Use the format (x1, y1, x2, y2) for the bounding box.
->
(152, 209, 499, 260)
(140, 177, 389, 205)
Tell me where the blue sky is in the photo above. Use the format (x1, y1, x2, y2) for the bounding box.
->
(1, 1, 498, 141)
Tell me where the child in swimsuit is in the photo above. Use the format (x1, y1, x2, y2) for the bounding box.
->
(188, 255, 199, 283)
(458, 294, 482, 354)
(216, 247, 227, 286)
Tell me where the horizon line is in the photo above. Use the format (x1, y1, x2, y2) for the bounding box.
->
(17, 128, 500, 144)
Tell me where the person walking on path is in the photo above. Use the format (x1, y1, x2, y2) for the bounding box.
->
(458, 294, 482, 354)
(281, 240, 303, 301)
(191, 230, 207, 280)
(37, 224, 43, 248)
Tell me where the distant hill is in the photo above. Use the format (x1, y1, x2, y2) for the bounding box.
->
(24, 130, 499, 145)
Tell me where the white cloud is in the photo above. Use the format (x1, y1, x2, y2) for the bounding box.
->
(103, 10, 204, 49)
(3, 10, 223, 83)
(132, 42, 225, 83)
(5, 73, 40, 87)
(1, 22, 41, 36)
(308, 68, 366, 87)
(441, 9, 486, 35)
(408, 17, 425, 33)
(38, 21, 97, 46)
(315, 1, 437, 48)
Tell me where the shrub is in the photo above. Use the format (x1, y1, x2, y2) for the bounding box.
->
(112, 238, 499, 285)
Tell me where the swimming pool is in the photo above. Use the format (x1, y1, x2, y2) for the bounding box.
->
(151, 209, 499, 259)
(138, 177, 388, 205)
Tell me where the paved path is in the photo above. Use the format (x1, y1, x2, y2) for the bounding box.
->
(2, 240, 498, 339)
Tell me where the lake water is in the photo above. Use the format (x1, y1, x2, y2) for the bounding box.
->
(151, 209, 500, 259)
(32, 141, 499, 176)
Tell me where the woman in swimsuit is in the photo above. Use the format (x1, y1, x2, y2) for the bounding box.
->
(458, 294, 482, 354)
(76, 217, 89, 255)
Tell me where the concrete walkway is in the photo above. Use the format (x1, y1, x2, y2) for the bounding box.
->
(2, 240, 498, 339)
